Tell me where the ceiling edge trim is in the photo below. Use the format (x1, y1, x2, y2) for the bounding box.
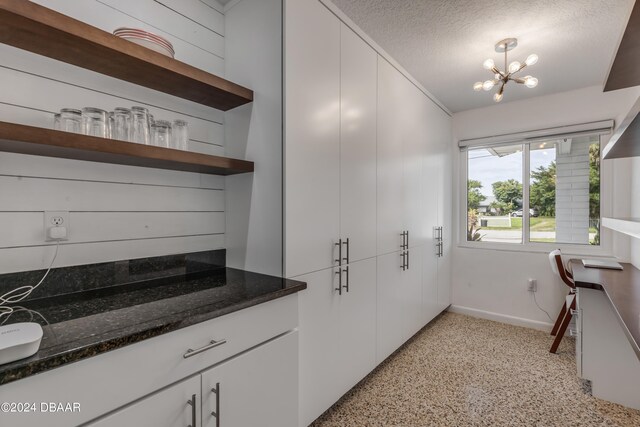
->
(319, 0, 453, 117)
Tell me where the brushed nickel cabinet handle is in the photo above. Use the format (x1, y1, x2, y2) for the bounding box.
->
(187, 394, 196, 427)
(211, 382, 220, 427)
(183, 339, 227, 359)
(335, 269, 343, 295)
(343, 266, 349, 293)
(342, 238, 350, 264)
(400, 252, 406, 271)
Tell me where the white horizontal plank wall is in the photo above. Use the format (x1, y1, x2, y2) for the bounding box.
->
(0, 0, 228, 274)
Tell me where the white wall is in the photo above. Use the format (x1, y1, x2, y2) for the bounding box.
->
(631, 158, 640, 269)
(451, 85, 640, 329)
(224, 0, 283, 276)
(0, 0, 229, 274)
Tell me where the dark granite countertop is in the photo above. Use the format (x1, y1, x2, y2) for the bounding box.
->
(0, 268, 306, 385)
(570, 259, 640, 360)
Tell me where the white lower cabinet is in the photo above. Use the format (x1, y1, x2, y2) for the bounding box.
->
(298, 258, 377, 426)
(90, 331, 298, 427)
(201, 331, 298, 427)
(376, 247, 422, 364)
(577, 288, 640, 410)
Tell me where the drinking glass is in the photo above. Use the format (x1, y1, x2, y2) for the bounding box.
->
(59, 108, 82, 133)
(111, 107, 131, 141)
(172, 119, 188, 150)
(53, 113, 61, 131)
(130, 106, 150, 144)
(151, 120, 172, 148)
(81, 107, 108, 138)
(107, 112, 114, 139)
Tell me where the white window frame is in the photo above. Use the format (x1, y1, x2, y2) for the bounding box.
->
(457, 124, 614, 256)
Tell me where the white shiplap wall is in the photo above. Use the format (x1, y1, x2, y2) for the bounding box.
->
(0, 0, 228, 274)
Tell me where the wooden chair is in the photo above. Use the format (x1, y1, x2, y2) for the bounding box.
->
(548, 249, 576, 353)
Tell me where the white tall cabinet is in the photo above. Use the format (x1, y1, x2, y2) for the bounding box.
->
(284, 0, 452, 425)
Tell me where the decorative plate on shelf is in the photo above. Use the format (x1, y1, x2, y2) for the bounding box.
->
(113, 28, 175, 58)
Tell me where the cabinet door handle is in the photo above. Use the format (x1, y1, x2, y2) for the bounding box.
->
(335, 239, 342, 266)
(211, 382, 220, 427)
(569, 329, 579, 337)
(187, 394, 196, 427)
(400, 231, 406, 250)
(183, 339, 227, 359)
(400, 252, 406, 271)
(343, 266, 349, 292)
(406, 230, 409, 249)
(342, 238, 350, 264)
(406, 249, 409, 270)
(335, 268, 342, 295)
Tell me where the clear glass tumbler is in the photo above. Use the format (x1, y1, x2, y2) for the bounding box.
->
(151, 120, 172, 148)
(111, 107, 131, 141)
(59, 108, 82, 133)
(53, 113, 61, 131)
(130, 106, 151, 144)
(172, 119, 189, 150)
(81, 107, 108, 138)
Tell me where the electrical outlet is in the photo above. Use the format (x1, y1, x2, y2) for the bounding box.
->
(527, 278, 537, 292)
(44, 211, 69, 241)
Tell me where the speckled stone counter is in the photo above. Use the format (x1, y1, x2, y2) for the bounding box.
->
(0, 267, 306, 385)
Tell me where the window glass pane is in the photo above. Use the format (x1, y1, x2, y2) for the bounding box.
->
(529, 136, 600, 245)
(467, 144, 523, 243)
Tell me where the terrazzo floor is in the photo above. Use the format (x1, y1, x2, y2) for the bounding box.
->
(311, 312, 640, 427)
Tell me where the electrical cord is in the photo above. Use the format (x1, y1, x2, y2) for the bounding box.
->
(0, 241, 60, 316)
(532, 290, 553, 322)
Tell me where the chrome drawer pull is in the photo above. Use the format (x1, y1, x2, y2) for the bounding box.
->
(187, 394, 196, 427)
(570, 309, 578, 316)
(183, 339, 227, 359)
(569, 329, 578, 337)
(211, 382, 220, 427)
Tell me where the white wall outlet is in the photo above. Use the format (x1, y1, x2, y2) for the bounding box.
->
(527, 278, 537, 292)
(44, 211, 69, 241)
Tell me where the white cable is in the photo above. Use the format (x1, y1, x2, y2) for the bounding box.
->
(0, 241, 60, 308)
(532, 290, 553, 322)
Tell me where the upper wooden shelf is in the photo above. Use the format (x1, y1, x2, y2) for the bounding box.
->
(0, 121, 254, 176)
(604, 1, 640, 92)
(0, 0, 253, 111)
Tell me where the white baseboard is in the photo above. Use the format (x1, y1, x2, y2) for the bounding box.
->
(448, 305, 554, 332)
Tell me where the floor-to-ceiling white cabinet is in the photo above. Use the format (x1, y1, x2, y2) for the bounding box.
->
(285, 0, 452, 425)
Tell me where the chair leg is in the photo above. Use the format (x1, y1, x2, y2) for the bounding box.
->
(550, 295, 576, 354)
(550, 302, 567, 336)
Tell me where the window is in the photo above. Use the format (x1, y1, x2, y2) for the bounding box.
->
(465, 135, 601, 246)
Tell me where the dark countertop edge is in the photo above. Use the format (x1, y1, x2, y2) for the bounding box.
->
(571, 260, 640, 361)
(0, 282, 306, 386)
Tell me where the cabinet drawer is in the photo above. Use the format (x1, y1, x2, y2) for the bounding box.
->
(0, 294, 297, 427)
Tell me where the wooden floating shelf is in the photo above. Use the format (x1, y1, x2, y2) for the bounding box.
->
(602, 217, 640, 240)
(0, 0, 253, 111)
(604, 1, 640, 92)
(0, 121, 254, 176)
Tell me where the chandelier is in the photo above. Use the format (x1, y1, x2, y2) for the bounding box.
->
(473, 38, 538, 102)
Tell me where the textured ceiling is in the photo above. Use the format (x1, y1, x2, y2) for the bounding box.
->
(330, 0, 635, 113)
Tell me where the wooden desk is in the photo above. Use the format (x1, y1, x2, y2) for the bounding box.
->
(570, 260, 640, 360)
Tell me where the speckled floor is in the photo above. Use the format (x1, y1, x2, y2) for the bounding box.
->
(311, 312, 640, 427)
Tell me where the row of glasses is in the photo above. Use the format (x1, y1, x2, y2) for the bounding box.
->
(53, 106, 189, 150)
